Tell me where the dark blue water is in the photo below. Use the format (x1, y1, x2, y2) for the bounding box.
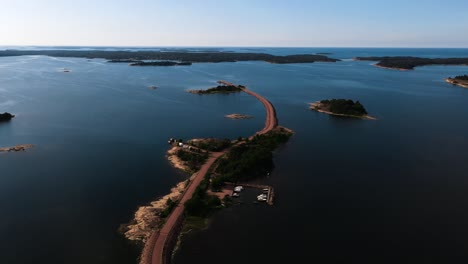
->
(1, 48, 468, 264)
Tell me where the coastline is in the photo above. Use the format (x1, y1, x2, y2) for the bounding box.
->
(166, 147, 190, 172)
(445, 78, 468, 88)
(309, 102, 377, 120)
(123, 179, 192, 243)
(374, 63, 411, 71)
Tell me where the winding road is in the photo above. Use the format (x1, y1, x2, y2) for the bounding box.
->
(142, 86, 278, 264)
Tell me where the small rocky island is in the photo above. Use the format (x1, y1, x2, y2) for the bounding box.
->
(310, 99, 375, 120)
(188, 83, 245, 94)
(446, 75, 468, 88)
(0, 144, 34, 152)
(225, 113, 253, 119)
(0, 112, 15, 122)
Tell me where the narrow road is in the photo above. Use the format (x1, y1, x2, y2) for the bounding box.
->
(145, 86, 278, 264)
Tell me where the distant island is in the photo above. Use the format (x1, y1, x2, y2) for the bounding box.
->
(310, 99, 375, 120)
(354, 56, 468, 70)
(188, 83, 245, 94)
(446, 75, 468, 88)
(0, 112, 14, 122)
(0, 144, 33, 152)
(129, 61, 192, 66)
(225, 113, 253, 119)
(0, 50, 340, 64)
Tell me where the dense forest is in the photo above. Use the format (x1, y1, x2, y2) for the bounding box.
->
(212, 127, 292, 186)
(0, 50, 339, 64)
(355, 56, 468, 70)
(454, 75, 468, 80)
(175, 149, 209, 172)
(318, 99, 368, 116)
(0, 112, 14, 122)
(189, 85, 243, 94)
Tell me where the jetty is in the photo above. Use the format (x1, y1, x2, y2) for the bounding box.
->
(226, 182, 275, 205)
(141, 81, 279, 264)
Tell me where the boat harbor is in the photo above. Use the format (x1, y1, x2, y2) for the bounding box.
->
(226, 182, 275, 205)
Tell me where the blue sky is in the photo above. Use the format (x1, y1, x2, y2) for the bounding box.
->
(1, 0, 468, 47)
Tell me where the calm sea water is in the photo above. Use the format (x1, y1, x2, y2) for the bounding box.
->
(1, 48, 468, 264)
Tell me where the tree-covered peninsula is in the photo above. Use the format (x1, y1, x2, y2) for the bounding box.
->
(310, 99, 375, 119)
(446, 74, 468, 88)
(0, 50, 339, 64)
(0, 112, 14, 122)
(354, 56, 468, 70)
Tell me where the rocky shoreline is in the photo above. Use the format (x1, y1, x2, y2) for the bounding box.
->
(445, 78, 468, 88)
(0, 144, 34, 152)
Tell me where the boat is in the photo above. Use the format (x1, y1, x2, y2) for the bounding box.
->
(257, 193, 267, 201)
(234, 186, 243, 192)
(232, 192, 240, 197)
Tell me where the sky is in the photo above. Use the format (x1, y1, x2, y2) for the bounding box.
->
(1, 0, 468, 47)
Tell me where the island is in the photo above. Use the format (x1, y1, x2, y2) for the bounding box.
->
(0, 112, 14, 122)
(188, 83, 244, 94)
(0, 50, 340, 64)
(446, 75, 468, 88)
(129, 61, 192, 66)
(354, 56, 468, 70)
(0, 144, 34, 152)
(225, 113, 253, 119)
(310, 99, 375, 120)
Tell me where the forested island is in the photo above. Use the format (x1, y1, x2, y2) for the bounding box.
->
(354, 56, 468, 70)
(188, 84, 244, 94)
(0, 50, 339, 64)
(0, 112, 14, 122)
(446, 74, 468, 88)
(129, 61, 192, 66)
(310, 99, 375, 119)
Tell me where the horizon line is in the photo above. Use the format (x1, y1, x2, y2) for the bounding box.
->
(1, 44, 468, 49)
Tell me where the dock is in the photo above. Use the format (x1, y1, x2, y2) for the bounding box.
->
(226, 182, 275, 205)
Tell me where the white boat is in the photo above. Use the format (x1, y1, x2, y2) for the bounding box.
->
(232, 192, 240, 197)
(234, 186, 243, 192)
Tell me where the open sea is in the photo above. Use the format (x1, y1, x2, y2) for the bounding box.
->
(1, 47, 468, 264)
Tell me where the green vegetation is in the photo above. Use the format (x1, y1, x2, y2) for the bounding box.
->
(188, 138, 232, 152)
(317, 99, 368, 116)
(0, 50, 339, 64)
(213, 127, 292, 183)
(175, 149, 209, 172)
(160, 198, 178, 218)
(129, 61, 192, 66)
(454, 75, 468, 80)
(184, 173, 222, 217)
(355, 56, 468, 70)
(0, 112, 14, 122)
(181, 216, 210, 234)
(189, 85, 243, 94)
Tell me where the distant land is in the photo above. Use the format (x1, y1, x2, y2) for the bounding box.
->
(0, 50, 339, 64)
(446, 74, 468, 88)
(354, 56, 468, 70)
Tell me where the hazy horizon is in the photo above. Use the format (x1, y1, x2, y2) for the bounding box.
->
(2, 0, 468, 48)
